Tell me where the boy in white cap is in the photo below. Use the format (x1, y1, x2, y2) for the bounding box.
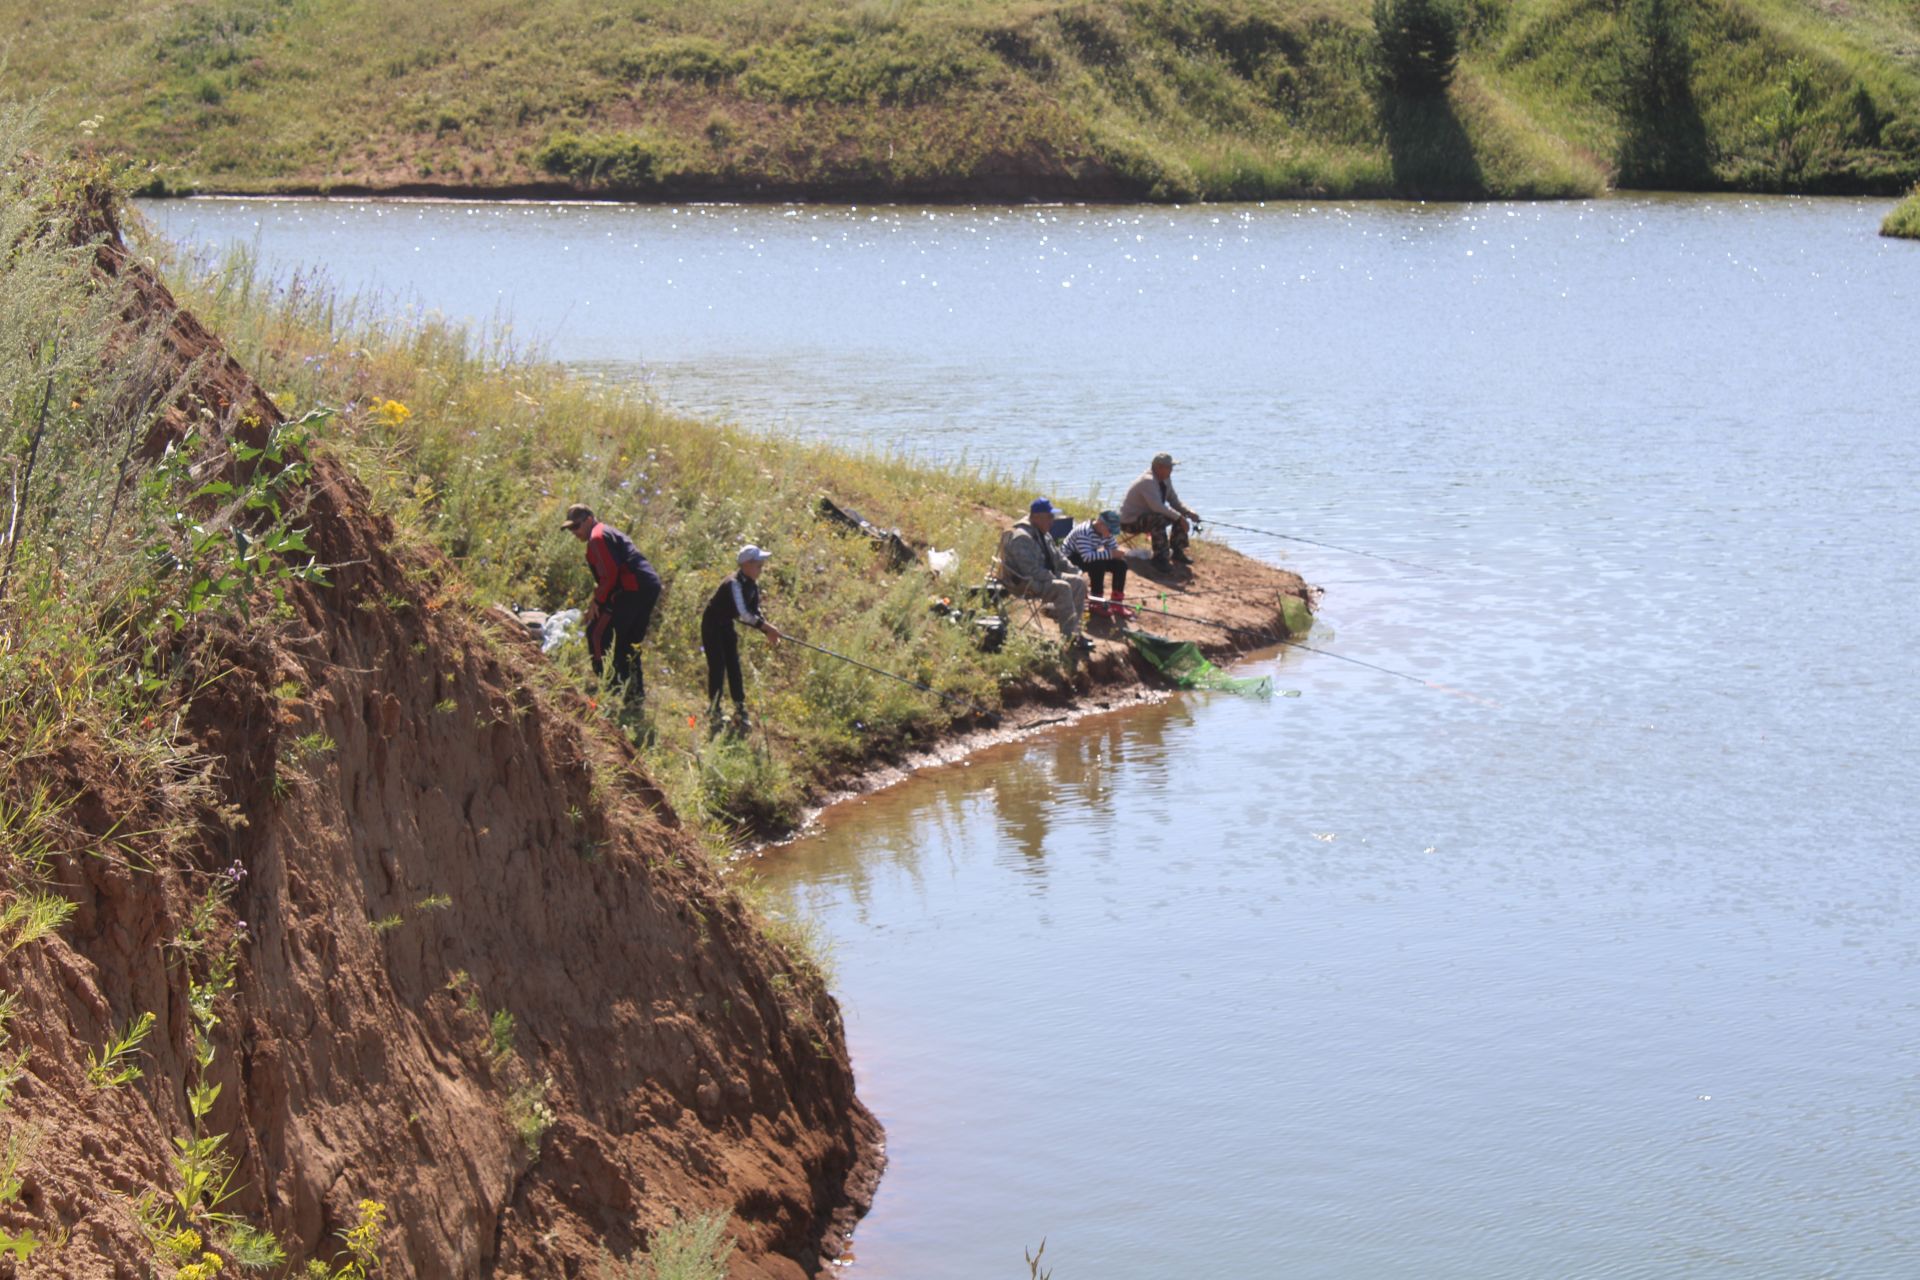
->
(701, 545, 782, 732)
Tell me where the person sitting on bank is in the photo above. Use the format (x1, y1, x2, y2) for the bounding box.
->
(564, 503, 663, 707)
(1001, 498, 1090, 649)
(701, 544, 782, 733)
(1120, 452, 1201, 572)
(1065, 508, 1130, 618)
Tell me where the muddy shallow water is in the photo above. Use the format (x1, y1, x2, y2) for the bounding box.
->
(145, 195, 1920, 1277)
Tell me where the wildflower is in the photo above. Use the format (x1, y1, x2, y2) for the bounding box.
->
(163, 1229, 203, 1261)
(373, 399, 411, 427)
(223, 861, 247, 884)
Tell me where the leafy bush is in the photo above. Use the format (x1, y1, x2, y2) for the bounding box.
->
(535, 132, 680, 188)
(1372, 0, 1462, 97)
(603, 37, 748, 85)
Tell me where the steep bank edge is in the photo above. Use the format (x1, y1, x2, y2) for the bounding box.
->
(1, 197, 879, 1277)
(779, 547, 1315, 839)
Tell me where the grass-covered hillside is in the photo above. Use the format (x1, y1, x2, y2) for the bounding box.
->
(6, 0, 1919, 200)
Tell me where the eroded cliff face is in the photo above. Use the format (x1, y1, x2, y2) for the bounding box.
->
(0, 199, 878, 1278)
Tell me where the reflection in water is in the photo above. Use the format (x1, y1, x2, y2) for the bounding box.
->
(987, 707, 1190, 889)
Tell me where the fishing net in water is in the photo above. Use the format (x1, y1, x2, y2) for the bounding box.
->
(1127, 631, 1272, 699)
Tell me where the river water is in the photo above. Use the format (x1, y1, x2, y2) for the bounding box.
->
(143, 196, 1920, 1277)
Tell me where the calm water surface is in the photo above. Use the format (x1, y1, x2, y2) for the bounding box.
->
(144, 196, 1920, 1277)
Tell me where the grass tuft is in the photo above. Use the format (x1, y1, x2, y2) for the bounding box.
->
(603, 1211, 737, 1280)
(1884, 184, 1920, 238)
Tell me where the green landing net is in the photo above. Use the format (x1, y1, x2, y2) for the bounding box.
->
(1127, 631, 1273, 699)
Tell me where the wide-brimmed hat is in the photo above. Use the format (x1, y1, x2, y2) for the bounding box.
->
(1098, 509, 1122, 530)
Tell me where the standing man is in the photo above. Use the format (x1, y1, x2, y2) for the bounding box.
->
(565, 503, 663, 707)
(1120, 452, 1202, 572)
(1001, 497, 1090, 651)
(702, 544, 782, 733)
(1065, 509, 1130, 618)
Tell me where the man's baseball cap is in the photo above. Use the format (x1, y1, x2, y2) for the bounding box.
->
(1098, 509, 1122, 529)
(1029, 497, 1061, 516)
(738, 544, 773, 565)
(562, 504, 594, 529)
(1152, 452, 1177, 468)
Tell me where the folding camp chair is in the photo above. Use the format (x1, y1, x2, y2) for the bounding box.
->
(987, 529, 1050, 634)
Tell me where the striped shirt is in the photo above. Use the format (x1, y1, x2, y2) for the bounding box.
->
(1065, 522, 1120, 563)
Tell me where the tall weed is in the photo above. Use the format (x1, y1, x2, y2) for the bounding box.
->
(602, 1211, 736, 1280)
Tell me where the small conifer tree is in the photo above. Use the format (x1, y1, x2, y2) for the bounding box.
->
(1372, 0, 1462, 97)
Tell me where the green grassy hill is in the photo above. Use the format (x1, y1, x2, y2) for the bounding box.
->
(6, 0, 1918, 200)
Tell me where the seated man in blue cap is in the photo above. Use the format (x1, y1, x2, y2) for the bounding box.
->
(1000, 497, 1090, 649)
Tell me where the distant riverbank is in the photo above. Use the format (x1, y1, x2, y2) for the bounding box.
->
(12, 0, 1920, 204)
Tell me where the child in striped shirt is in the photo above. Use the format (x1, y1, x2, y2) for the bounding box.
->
(1065, 509, 1130, 618)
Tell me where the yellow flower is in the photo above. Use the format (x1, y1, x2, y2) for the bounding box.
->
(373, 400, 412, 427)
(162, 1229, 204, 1263)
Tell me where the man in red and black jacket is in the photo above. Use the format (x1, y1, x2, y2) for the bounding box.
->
(564, 503, 663, 706)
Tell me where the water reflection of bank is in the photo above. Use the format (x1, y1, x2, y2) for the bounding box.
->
(789, 699, 1195, 915)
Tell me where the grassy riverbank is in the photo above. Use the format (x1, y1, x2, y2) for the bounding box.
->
(1885, 185, 1920, 237)
(156, 237, 1075, 833)
(147, 223, 1316, 837)
(7, 0, 1919, 201)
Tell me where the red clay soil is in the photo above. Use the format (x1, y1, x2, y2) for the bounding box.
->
(0, 198, 878, 1277)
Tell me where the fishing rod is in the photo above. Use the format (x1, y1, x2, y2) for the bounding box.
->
(1199, 518, 1440, 575)
(784, 635, 998, 719)
(1095, 597, 1498, 706)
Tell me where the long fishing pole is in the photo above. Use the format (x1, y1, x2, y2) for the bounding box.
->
(1096, 597, 1497, 706)
(1199, 518, 1440, 574)
(785, 635, 997, 718)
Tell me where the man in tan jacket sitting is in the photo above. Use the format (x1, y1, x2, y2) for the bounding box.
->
(1120, 452, 1201, 572)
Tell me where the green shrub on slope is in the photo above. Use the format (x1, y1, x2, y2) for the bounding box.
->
(1883, 185, 1920, 238)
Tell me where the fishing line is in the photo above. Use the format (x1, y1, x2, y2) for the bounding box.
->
(1200, 518, 1442, 575)
(785, 635, 998, 718)
(1098, 597, 1499, 707)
